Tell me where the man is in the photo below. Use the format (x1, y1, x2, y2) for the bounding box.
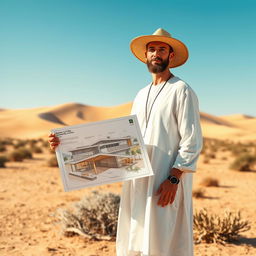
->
(49, 28, 202, 256)
(116, 28, 203, 256)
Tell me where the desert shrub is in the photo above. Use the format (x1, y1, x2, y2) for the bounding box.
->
(194, 208, 250, 244)
(8, 150, 24, 161)
(230, 154, 256, 172)
(8, 148, 33, 161)
(17, 147, 33, 159)
(231, 146, 248, 156)
(0, 138, 14, 146)
(14, 140, 28, 149)
(42, 140, 50, 148)
(0, 156, 8, 167)
(207, 153, 216, 159)
(28, 139, 38, 147)
(0, 144, 6, 152)
(192, 188, 205, 198)
(31, 145, 43, 153)
(203, 156, 210, 164)
(201, 177, 219, 187)
(47, 156, 58, 167)
(226, 142, 252, 156)
(200, 140, 207, 154)
(221, 147, 227, 152)
(58, 191, 120, 240)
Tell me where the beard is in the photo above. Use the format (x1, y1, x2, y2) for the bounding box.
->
(146, 57, 170, 74)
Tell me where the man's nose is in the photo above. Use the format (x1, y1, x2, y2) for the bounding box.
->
(153, 50, 161, 57)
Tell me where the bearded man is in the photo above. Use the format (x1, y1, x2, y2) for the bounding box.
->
(116, 28, 203, 256)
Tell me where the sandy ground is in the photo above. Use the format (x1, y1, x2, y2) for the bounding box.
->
(0, 149, 256, 256)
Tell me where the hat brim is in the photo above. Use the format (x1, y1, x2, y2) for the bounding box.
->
(130, 35, 189, 68)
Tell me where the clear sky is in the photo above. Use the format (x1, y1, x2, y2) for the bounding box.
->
(1, 0, 256, 116)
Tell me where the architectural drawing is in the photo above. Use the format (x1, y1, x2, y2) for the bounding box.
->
(64, 136, 142, 180)
(52, 115, 153, 191)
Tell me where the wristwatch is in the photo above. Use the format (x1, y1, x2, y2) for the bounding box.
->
(167, 175, 180, 184)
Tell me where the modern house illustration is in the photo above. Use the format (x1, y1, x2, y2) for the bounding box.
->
(64, 137, 141, 180)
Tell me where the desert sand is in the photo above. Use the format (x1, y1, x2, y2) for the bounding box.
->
(0, 102, 256, 141)
(0, 103, 256, 256)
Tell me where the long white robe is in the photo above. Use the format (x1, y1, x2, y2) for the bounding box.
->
(116, 76, 203, 256)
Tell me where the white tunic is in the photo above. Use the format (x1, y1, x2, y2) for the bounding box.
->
(116, 76, 203, 256)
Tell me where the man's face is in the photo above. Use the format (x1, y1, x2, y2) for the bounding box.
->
(145, 41, 174, 74)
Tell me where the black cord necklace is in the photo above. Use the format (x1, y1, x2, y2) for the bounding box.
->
(143, 74, 173, 137)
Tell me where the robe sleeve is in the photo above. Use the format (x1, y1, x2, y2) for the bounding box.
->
(172, 85, 203, 173)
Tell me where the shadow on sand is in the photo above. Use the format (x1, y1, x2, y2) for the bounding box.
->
(218, 185, 236, 188)
(231, 237, 256, 248)
(199, 196, 220, 200)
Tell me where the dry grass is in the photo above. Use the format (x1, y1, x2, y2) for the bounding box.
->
(57, 191, 120, 240)
(201, 177, 219, 187)
(47, 156, 58, 167)
(8, 147, 33, 162)
(0, 156, 8, 168)
(30, 145, 43, 153)
(194, 208, 250, 244)
(0, 144, 6, 152)
(192, 188, 206, 198)
(230, 154, 256, 172)
(203, 156, 210, 164)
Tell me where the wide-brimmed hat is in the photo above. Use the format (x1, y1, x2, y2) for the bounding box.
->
(130, 28, 189, 68)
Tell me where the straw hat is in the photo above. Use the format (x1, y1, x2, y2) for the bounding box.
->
(130, 28, 189, 68)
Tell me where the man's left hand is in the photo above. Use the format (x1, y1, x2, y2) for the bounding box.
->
(156, 179, 178, 207)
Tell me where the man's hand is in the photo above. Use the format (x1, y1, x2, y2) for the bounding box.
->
(156, 179, 178, 207)
(48, 133, 60, 151)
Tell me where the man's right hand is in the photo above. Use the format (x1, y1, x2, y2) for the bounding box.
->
(48, 133, 60, 150)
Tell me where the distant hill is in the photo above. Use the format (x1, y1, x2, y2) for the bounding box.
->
(0, 103, 255, 141)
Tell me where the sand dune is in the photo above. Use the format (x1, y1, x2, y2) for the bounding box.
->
(0, 103, 255, 141)
(221, 114, 255, 121)
(0, 103, 132, 139)
(221, 114, 256, 131)
(201, 113, 256, 141)
(200, 112, 235, 127)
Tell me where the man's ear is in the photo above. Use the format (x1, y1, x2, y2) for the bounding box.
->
(169, 52, 175, 62)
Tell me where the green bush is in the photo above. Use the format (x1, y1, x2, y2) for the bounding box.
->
(0, 156, 8, 167)
(230, 154, 256, 172)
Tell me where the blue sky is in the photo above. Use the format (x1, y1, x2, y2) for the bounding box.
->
(1, 0, 256, 116)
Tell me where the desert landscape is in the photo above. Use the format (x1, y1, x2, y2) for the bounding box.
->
(0, 102, 256, 256)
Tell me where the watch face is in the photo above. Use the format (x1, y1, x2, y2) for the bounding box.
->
(170, 176, 178, 184)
